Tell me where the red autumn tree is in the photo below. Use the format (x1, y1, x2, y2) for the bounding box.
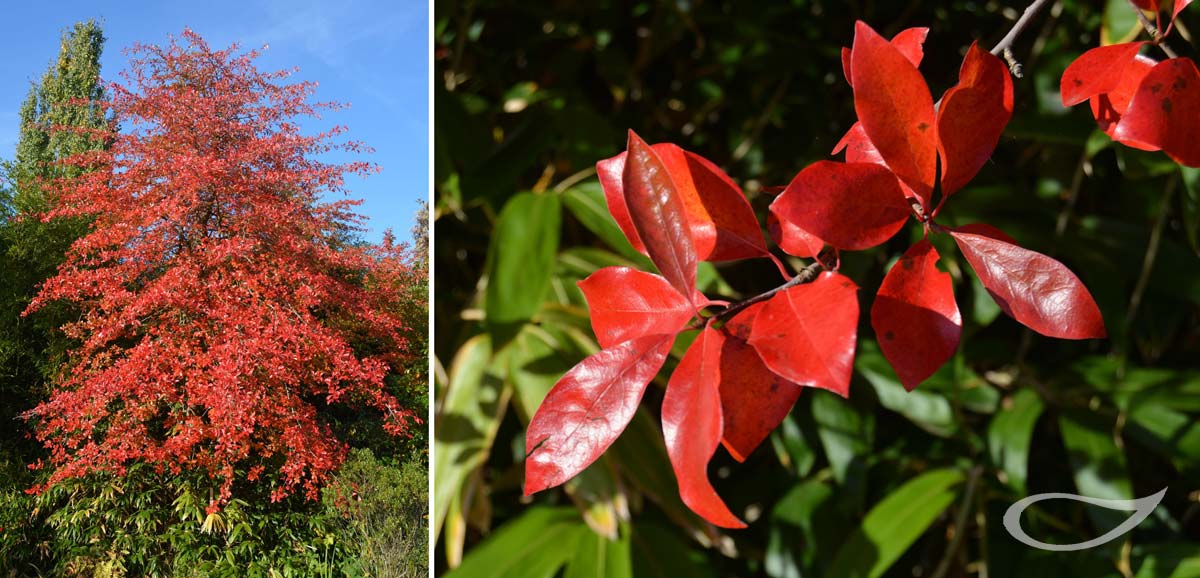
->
(22, 30, 419, 512)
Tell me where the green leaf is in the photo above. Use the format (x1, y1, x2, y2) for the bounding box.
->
(562, 182, 653, 267)
(444, 507, 584, 578)
(508, 324, 594, 423)
(1126, 401, 1200, 482)
(557, 247, 639, 280)
(970, 270, 1002, 327)
(857, 343, 957, 437)
(1181, 166, 1200, 256)
(1059, 412, 1134, 533)
(770, 414, 816, 477)
(433, 335, 511, 538)
(564, 525, 633, 578)
(987, 388, 1044, 493)
(812, 389, 873, 507)
(630, 519, 716, 578)
(1101, 0, 1143, 45)
(826, 468, 965, 578)
(769, 479, 847, 576)
(1135, 544, 1200, 578)
(485, 192, 562, 347)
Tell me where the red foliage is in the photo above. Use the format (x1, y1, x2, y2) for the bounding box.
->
(1060, 0, 1199, 166)
(525, 21, 1112, 529)
(22, 31, 420, 512)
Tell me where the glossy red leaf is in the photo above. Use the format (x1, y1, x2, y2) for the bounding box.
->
(662, 328, 745, 528)
(1165, 0, 1195, 35)
(598, 142, 767, 261)
(850, 20, 937, 209)
(718, 303, 802, 462)
(748, 272, 860, 397)
(671, 148, 769, 260)
(1090, 54, 1159, 146)
(937, 42, 1014, 199)
(578, 267, 694, 349)
(832, 122, 920, 204)
(950, 224, 1106, 340)
(1113, 58, 1200, 167)
(842, 27, 928, 87)
(623, 131, 698, 300)
(525, 333, 675, 495)
(870, 240, 962, 390)
(832, 122, 885, 165)
(767, 208, 825, 258)
(1061, 42, 1148, 107)
(772, 161, 910, 251)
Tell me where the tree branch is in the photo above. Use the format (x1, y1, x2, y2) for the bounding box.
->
(692, 259, 825, 329)
(991, 0, 1055, 56)
(1125, 0, 1179, 58)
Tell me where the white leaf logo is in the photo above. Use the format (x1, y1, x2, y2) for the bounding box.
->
(1003, 488, 1166, 552)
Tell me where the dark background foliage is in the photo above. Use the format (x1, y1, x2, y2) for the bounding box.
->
(434, 0, 1200, 576)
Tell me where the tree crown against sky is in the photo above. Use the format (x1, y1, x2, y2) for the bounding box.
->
(21, 29, 422, 512)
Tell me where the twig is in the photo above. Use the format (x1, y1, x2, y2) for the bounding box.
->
(690, 259, 824, 329)
(991, 0, 1056, 56)
(1125, 0, 1180, 58)
(1124, 175, 1178, 334)
(931, 466, 983, 578)
(552, 166, 597, 194)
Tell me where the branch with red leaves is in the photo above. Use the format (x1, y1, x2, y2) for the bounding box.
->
(1059, 0, 1198, 166)
(523, 20, 1110, 529)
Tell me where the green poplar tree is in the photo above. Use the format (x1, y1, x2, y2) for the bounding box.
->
(0, 19, 107, 393)
(0, 20, 108, 571)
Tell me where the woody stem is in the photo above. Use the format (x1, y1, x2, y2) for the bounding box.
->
(991, 0, 1055, 56)
(692, 260, 825, 329)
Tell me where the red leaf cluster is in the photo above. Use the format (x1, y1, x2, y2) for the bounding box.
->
(1060, 1, 1200, 166)
(21, 31, 421, 512)
(524, 22, 1107, 529)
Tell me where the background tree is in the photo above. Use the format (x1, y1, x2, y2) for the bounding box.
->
(1, 18, 107, 462)
(434, 1, 1200, 577)
(0, 21, 109, 573)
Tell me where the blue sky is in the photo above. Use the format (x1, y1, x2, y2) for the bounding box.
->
(0, 0, 428, 244)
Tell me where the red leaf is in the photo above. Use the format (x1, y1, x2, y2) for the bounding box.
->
(718, 303, 802, 462)
(850, 20, 937, 209)
(1061, 42, 1148, 107)
(832, 122, 920, 203)
(525, 334, 675, 495)
(890, 28, 930, 67)
(870, 240, 961, 390)
(671, 148, 769, 260)
(1090, 54, 1159, 145)
(748, 272, 860, 397)
(842, 27, 928, 87)
(832, 122, 885, 165)
(596, 152, 645, 253)
(767, 208, 825, 258)
(623, 131, 698, 300)
(1165, 0, 1195, 35)
(937, 42, 1014, 199)
(950, 224, 1106, 340)
(662, 328, 745, 528)
(772, 161, 910, 251)
(598, 142, 767, 261)
(578, 267, 694, 349)
(1113, 58, 1200, 167)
